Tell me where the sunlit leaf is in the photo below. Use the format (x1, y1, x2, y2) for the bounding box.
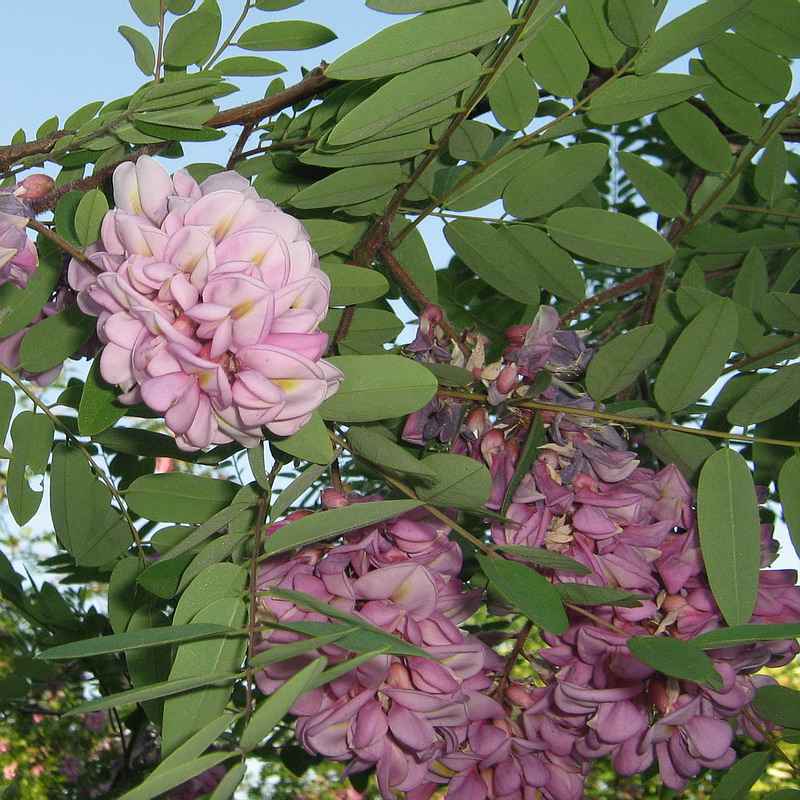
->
(627, 636, 719, 685)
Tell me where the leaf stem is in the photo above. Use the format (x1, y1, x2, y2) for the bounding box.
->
(435, 388, 800, 449)
(722, 334, 800, 375)
(26, 219, 102, 274)
(205, 0, 253, 69)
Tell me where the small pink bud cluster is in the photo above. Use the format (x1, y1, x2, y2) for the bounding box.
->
(0, 174, 52, 289)
(68, 156, 342, 450)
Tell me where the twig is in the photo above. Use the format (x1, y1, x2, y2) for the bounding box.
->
(722, 333, 800, 374)
(26, 219, 102, 274)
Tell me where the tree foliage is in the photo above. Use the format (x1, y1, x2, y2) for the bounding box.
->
(1, 1, 800, 798)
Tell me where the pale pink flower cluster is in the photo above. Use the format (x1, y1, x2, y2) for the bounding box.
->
(255, 308, 800, 800)
(68, 156, 342, 450)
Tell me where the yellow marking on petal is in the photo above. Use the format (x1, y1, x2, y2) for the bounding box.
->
(198, 371, 215, 389)
(128, 187, 143, 216)
(273, 379, 300, 392)
(233, 300, 255, 319)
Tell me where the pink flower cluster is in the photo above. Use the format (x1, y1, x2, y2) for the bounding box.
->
(68, 156, 342, 450)
(255, 307, 800, 800)
(0, 175, 52, 289)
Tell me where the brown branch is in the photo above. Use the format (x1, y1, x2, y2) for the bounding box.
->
(227, 123, 255, 170)
(561, 270, 659, 325)
(26, 219, 102, 274)
(206, 65, 336, 129)
(722, 333, 800, 374)
(495, 620, 532, 699)
(0, 131, 72, 172)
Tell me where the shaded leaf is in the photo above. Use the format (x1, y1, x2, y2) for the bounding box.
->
(644, 430, 715, 483)
(327, 1, 511, 79)
(292, 163, 403, 209)
(493, 545, 591, 576)
(778, 455, 800, 559)
(762, 292, 800, 332)
(263, 499, 421, 557)
(444, 218, 541, 306)
(6, 412, 54, 526)
(118, 752, 234, 800)
(477, 555, 569, 634)
(586, 325, 666, 401)
(567, 0, 626, 67)
(214, 56, 286, 75)
(19, 303, 97, 372)
(270, 411, 333, 465)
(119, 25, 156, 75)
(78, 355, 127, 435)
(240, 658, 327, 750)
(504, 143, 608, 219)
(627, 636, 719, 685)
(656, 102, 732, 173)
(488, 57, 539, 131)
(727, 363, 800, 426)
(708, 752, 770, 800)
(635, 0, 753, 75)
(555, 583, 645, 608)
(163, 0, 222, 66)
(414, 453, 492, 509)
(734, 0, 800, 57)
(752, 685, 800, 730)
(692, 623, 800, 650)
(523, 17, 588, 98)
(697, 447, 761, 627)
(39, 623, 237, 660)
(546, 207, 674, 268)
(654, 299, 738, 413)
(607, 0, 657, 46)
(617, 151, 686, 217)
(319, 355, 437, 423)
(125, 473, 240, 523)
(346, 425, 438, 483)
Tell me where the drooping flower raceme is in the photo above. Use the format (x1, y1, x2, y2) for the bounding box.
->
(68, 156, 342, 450)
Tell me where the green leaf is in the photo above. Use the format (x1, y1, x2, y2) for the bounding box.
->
(119, 25, 157, 75)
(555, 583, 645, 608)
(448, 120, 494, 162)
(214, 56, 285, 76)
(501, 412, 545, 515)
(108, 558, 147, 634)
(304, 130, 430, 169)
(130, 0, 161, 25)
(6, 412, 54, 526)
(702, 32, 792, 104)
(762, 292, 800, 332)
(691, 59, 763, 137)
(727, 363, 800, 426)
(414, 453, 492, 509)
(236, 20, 336, 50)
(125, 473, 240, 523)
(67, 672, 239, 715)
(617, 151, 686, 217)
(734, 0, 800, 57)
(567, 0, 626, 67)
(248, 631, 353, 671)
(137, 73, 229, 110)
(446, 143, 545, 212)
(346, 425, 438, 483)
(19, 303, 96, 373)
(174, 563, 248, 625)
(546, 207, 674, 269)
(327, 1, 511, 79)
(626, 636, 719, 685)
(656, 102, 732, 173)
(0, 380, 13, 458)
(366, 0, 474, 10)
(752, 685, 800, 729)
(50, 444, 132, 566)
(708, 752, 770, 800)
(163, 0, 222, 66)
(586, 325, 666, 401)
(291, 163, 403, 209)
(39, 623, 237, 660)
(0, 239, 61, 339)
(697, 447, 761, 627)
(161, 598, 247, 754)
(523, 17, 588, 98)
(488, 57, 539, 131)
(267, 588, 433, 658)
(132, 116, 227, 142)
(78, 355, 127, 435)
(240, 658, 327, 750)
(477, 555, 569, 634)
(493, 545, 591, 576)
(320, 308, 404, 345)
(322, 264, 390, 306)
(779, 455, 800, 559)
(319, 355, 437, 423)
(262, 499, 422, 557)
(503, 227, 584, 304)
(301, 219, 352, 256)
(118, 752, 234, 800)
(589, 74, 713, 125)
(644, 430, 716, 483)
(329, 54, 482, 146)
(503, 143, 608, 219)
(692, 623, 800, 650)
(75, 189, 108, 247)
(754, 137, 787, 207)
(634, 0, 754, 75)
(732, 247, 768, 312)
(654, 299, 738, 413)
(255, 0, 302, 8)
(136, 554, 194, 598)
(208, 762, 247, 800)
(607, 0, 657, 46)
(269, 411, 333, 465)
(444, 218, 541, 306)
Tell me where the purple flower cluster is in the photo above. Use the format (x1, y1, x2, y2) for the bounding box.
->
(68, 156, 342, 450)
(256, 307, 800, 800)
